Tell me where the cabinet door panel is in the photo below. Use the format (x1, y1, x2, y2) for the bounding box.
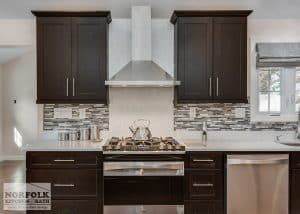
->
(185, 171, 223, 200)
(27, 169, 99, 199)
(213, 17, 247, 102)
(177, 17, 213, 102)
(291, 171, 300, 214)
(187, 152, 223, 170)
(185, 201, 223, 214)
(72, 17, 108, 103)
(37, 17, 71, 102)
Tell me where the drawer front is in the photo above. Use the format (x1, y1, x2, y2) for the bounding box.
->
(292, 153, 300, 169)
(27, 169, 99, 199)
(27, 152, 102, 169)
(187, 152, 223, 169)
(185, 201, 223, 214)
(185, 171, 223, 200)
(27, 199, 100, 214)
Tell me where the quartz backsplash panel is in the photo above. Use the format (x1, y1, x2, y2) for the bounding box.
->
(174, 103, 297, 131)
(43, 104, 109, 131)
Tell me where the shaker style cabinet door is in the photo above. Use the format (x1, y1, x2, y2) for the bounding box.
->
(71, 17, 108, 103)
(213, 17, 247, 102)
(172, 11, 251, 103)
(36, 17, 72, 103)
(176, 17, 213, 102)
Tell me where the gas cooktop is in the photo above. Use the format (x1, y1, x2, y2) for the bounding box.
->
(102, 137, 185, 153)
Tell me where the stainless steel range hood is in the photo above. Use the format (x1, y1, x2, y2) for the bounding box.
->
(105, 6, 180, 87)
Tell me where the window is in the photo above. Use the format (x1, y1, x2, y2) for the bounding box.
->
(295, 68, 300, 111)
(258, 68, 281, 113)
(254, 42, 300, 121)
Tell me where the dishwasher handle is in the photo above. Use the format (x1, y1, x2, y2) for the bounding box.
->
(227, 156, 289, 165)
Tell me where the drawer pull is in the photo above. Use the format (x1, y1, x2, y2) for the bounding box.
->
(53, 184, 75, 187)
(53, 159, 75, 162)
(193, 159, 215, 163)
(193, 183, 214, 187)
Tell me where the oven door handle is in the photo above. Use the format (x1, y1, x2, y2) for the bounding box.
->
(104, 168, 184, 176)
(104, 162, 184, 176)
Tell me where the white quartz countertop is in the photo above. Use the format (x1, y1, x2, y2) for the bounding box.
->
(182, 139, 300, 151)
(176, 131, 300, 152)
(22, 131, 300, 152)
(22, 140, 105, 151)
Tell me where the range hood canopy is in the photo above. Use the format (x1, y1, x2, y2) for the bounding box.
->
(105, 6, 180, 87)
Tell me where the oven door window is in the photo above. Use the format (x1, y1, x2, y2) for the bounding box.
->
(104, 176, 184, 205)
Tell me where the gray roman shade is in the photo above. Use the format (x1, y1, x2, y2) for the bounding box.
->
(256, 43, 300, 68)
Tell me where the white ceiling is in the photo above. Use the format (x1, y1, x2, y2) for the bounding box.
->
(0, 0, 300, 19)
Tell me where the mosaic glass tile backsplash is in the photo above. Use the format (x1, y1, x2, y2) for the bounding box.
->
(174, 103, 297, 131)
(43, 104, 109, 131)
(43, 103, 297, 131)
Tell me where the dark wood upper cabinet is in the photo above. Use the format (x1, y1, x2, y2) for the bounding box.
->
(172, 11, 252, 103)
(33, 11, 111, 104)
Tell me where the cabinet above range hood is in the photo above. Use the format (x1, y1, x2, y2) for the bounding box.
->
(105, 6, 180, 87)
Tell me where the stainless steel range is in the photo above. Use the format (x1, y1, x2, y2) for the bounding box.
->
(102, 137, 185, 154)
(103, 136, 185, 214)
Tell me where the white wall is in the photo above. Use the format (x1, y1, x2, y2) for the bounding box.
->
(2, 51, 38, 157)
(0, 65, 3, 159)
(109, 88, 174, 137)
(0, 19, 34, 46)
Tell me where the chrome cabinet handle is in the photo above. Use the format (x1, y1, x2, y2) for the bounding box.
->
(193, 183, 214, 187)
(66, 78, 69, 96)
(216, 77, 219, 97)
(193, 159, 215, 163)
(53, 184, 75, 187)
(53, 159, 75, 162)
(209, 77, 212, 97)
(72, 78, 75, 96)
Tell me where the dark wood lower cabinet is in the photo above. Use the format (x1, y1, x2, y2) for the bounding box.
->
(185, 201, 223, 214)
(27, 200, 99, 214)
(291, 170, 300, 214)
(184, 152, 224, 214)
(26, 152, 102, 214)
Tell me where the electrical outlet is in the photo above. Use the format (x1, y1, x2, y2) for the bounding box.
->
(235, 108, 246, 118)
(54, 108, 72, 119)
(189, 107, 197, 118)
(78, 108, 87, 119)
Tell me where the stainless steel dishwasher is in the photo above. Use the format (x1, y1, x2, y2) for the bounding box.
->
(227, 154, 289, 214)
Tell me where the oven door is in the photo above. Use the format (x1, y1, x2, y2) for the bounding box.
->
(104, 161, 184, 214)
(104, 205, 184, 214)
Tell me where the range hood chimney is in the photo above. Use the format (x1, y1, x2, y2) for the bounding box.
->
(105, 6, 180, 87)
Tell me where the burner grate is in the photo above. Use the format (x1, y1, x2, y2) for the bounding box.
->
(103, 137, 185, 152)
